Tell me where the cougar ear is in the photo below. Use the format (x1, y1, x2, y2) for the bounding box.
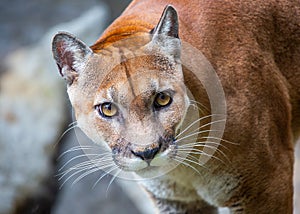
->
(52, 32, 93, 85)
(150, 5, 180, 60)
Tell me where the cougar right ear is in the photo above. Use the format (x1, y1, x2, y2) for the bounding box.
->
(151, 5, 179, 39)
(150, 5, 181, 61)
(52, 32, 93, 85)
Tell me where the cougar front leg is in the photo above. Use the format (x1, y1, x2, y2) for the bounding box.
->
(153, 197, 218, 214)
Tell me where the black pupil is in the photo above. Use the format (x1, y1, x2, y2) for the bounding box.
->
(104, 103, 112, 111)
(159, 93, 166, 100)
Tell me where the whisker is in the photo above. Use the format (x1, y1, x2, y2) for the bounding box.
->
(59, 164, 97, 188)
(179, 141, 231, 161)
(179, 141, 231, 154)
(176, 148, 205, 154)
(68, 121, 78, 127)
(57, 160, 93, 178)
(57, 157, 112, 179)
(184, 153, 207, 164)
(106, 169, 122, 196)
(176, 149, 227, 165)
(179, 140, 224, 148)
(189, 99, 209, 112)
(68, 157, 113, 171)
(189, 103, 206, 115)
(178, 117, 226, 142)
(53, 124, 79, 148)
(172, 156, 202, 175)
(183, 156, 210, 171)
(178, 142, 231, 158)
(58, 146, 98, 159)
(175, 155, 206, 170)
(92, 166, 119, 189)
(58, 153, 111, 172)
(176, 114, 217, 139)
(176, 129, 223, 144)
(64, 167, 97, 188)
(71, 163, 115, 187)
(200, 136, 238, 145)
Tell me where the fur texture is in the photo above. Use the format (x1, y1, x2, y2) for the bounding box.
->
(52, 0, 300, 213)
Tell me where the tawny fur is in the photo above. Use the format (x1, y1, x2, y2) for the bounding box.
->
(53, 0, 300, 213)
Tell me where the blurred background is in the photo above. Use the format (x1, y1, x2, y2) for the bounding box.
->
(0, 0, 299, 213)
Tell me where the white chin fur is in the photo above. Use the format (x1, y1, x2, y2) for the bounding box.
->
(119, 152, 170, 171)
(151, 151, 169, 167)
(121, 157, 148, 171)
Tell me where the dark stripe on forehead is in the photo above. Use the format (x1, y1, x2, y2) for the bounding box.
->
(120, 50, 136, 97)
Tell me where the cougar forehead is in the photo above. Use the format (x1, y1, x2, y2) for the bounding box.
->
(94, 55, 183, 104)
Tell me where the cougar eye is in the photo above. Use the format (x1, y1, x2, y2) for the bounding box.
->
(96, 102, 118, 118)
(154, 92, 172, 108)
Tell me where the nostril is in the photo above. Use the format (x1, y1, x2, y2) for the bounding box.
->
(131, 146, 160, 161)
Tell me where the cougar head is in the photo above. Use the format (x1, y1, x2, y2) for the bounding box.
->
(52, 6, 191, 174)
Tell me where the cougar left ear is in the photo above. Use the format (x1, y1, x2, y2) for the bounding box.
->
(52, 32, 93, 85)
(150, 5, 180, 60)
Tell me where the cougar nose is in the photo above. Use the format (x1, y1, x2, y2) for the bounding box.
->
(131, 146, 160, 162)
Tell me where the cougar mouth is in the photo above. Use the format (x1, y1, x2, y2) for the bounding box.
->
(112, 136, 177, 172)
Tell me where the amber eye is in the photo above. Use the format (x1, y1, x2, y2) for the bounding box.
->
(154, 92, 172, 108)
(96, 102, 118, 118)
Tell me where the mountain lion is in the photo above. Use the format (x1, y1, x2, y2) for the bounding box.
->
(52, 0, 300, 213)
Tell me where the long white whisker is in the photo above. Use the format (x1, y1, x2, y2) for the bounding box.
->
(106, 169, 122, 196)
(185, 156, 210, 171)
(71, 163, 115, 187)
(179, 141, 214, 147)
(59, 164, 96, 188)
(58, 153, 111, 172)
(68, 157, 113, 171)
(57, 161, 94, 179)
(178, 141, 230, 161)
(176, 149, 227, 164)
(92, 166, 119, 189)
(54, 124, 79, 148)
(189, 103, 206, 115)
(200, 136, 238, 145)
(172, 156, 201, 175)
(176, 148, 204, 152)
(58, 146, 99, 159)
(179, 141, 231, 153)
(176, 114, 216, 139)
(57, 157, 112, 179)
(179, 140, 222, 147)
(175, 155, 206, 170)
(176, 129, 223, 144)
(68, 121, 78, 127)
(59, 154, 97, 172)
(189, 99, 209, 112)
(68, 167, 100, 187)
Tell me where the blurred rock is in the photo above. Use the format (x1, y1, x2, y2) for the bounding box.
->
(0, 0, 101, 60)
(0, 5, 108, 213)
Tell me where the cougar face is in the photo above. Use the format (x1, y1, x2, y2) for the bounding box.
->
(71, 51, 189, 172)
(52, 6, 190, 173)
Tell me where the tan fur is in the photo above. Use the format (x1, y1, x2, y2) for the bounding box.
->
(52, 0, 300, 213)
